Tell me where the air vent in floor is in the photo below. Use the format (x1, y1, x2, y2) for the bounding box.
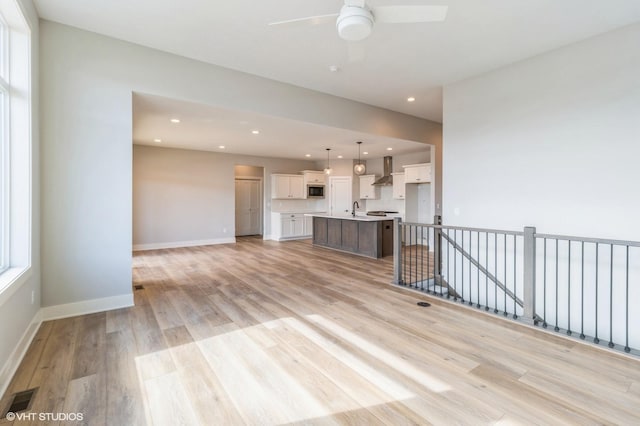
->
(5, 388, 37, 415)
(417, 301, 431, 307)
(134, 285, 144, 290)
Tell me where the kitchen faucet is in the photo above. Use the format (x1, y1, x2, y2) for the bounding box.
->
(352, 201, 360, 217)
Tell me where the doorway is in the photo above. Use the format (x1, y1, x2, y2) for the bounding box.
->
(235, 172, 263, 236)
(329, 176, 352, 217)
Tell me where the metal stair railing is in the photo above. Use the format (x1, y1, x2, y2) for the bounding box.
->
(393, 216, 639, 356)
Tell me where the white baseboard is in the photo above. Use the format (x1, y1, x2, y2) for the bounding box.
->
(271, 235, 312, 242)
(132, 237, 236, 251)
(41, 293, 134, 321)
(0, 309, 42, 397)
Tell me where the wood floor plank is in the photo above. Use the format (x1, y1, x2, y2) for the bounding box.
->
(168, 342, 245, 426)
(105, 329, 146, 426)
(24, 317, 79, 422)
(70, 313, 106, 380)
(60, 374, 104, 426)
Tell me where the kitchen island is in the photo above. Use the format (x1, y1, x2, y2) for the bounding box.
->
(305, 214, 395, 259)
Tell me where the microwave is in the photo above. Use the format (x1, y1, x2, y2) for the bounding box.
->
(307, 185, 325, 199)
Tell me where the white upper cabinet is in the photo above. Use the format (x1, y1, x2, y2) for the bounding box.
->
(359, 175, 380, 200)
(403, 163, 431, 184)
(302, 170, 325, 186)
(271, 174, 305, 199)
(391, 172, 405, 199)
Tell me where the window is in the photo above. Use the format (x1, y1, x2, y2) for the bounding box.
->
(0, 0, 32, 297)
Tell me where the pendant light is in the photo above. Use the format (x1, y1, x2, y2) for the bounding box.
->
(353, 141, 366, 175)
(324, 148, 333, 175)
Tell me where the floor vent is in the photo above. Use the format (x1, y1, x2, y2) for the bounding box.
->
(134, 285, 144, 290)
(5, 388, 37, 415)
(417, 302, 431, 307)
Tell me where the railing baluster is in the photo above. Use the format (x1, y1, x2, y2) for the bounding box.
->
(513, 234, 517, 319)
(420, 226, 424, 291)
(493, 232, 498, 314)
(555, 239, 559, 331)
(446, 228, 450, 299)
(543, 238, 547, 328)
(453, 230, 458, 301)
(567, 240, 572, 335)
(504, 233, 507, 316)
(425, 226, 429, 292)
(580, 241, 585, 339)
(485, 232, 489, 311)
(595, 242, 599, 344)
(411, 225, 415, 287)
(469, 231, 473, 306)
(477, 232, 481, 308)
(609, 244, 614, 348)
(625, 246, 630, 353)
(461, 230, 465, 303)
(403, 224, 406, 286)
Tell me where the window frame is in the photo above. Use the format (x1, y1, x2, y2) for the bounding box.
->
(0, 0, 33, 302)
(0, 12, 10, 274)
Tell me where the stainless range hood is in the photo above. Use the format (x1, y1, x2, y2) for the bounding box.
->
(373, 156, 393, 186)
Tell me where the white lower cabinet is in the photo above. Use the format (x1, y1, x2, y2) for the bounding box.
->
(271, 213, 312, 241)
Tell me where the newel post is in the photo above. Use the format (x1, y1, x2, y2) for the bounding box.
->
(523, 226, 537, 323)
(393, 217, 403, 285)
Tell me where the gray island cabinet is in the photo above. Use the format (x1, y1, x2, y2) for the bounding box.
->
(308, 215, 394, 259)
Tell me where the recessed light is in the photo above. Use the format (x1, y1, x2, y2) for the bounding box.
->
(218, 145, 225, 149)
(251, 130, 260, 135)
(153, 138, 162, 143)
(337, 155, 343, 159)
(329, 65, 340, 72)
(387, 147, 393, 151)
(363, 151, 369, 155)
(407, 97, 416, 102)
(305, 154, 311, 157)
(170, 118, 181, 123)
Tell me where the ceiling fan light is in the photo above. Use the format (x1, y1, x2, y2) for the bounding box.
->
(336, 6, 373, 41)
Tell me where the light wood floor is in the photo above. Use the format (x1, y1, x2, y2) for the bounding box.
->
(2, 237, 639, 425)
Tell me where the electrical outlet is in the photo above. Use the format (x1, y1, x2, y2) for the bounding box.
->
(223, 227, 227, 233)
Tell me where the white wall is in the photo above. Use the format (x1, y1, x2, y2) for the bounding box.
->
(0, 0, 40, 394)
(133, 145, 318, 247)
(443, 23, 640, 240)
(40, 20, 439, 307)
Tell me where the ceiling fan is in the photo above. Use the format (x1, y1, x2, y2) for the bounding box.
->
(268, 0, 448, 42)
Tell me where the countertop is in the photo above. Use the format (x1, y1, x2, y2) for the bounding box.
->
(304, 213, 399, 222)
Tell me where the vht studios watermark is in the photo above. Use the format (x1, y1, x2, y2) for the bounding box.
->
(5, 411, 84, 422)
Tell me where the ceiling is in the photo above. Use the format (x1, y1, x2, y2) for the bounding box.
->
(34, 0, 640, 123)
(133, 93, 429, 160)
(35, 0, 640, 160)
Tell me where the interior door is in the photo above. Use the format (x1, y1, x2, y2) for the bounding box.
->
(329, 176, 352, 217)
(235, 179, 262, 236)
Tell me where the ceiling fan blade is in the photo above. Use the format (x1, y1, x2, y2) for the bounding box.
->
(347, 41, 366, 63)
(372, 5, 448, 24)
(345, 0, 366, 7)
(268, 13, 338, 27)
